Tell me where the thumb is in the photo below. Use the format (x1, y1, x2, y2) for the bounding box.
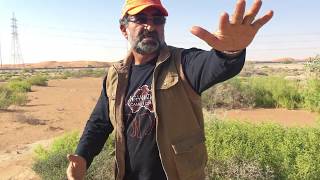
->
(190, 26, 219, 48)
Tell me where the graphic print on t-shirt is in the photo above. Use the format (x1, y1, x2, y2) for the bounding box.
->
(126, 85, 155, 139)
(127, 85, 153, 113)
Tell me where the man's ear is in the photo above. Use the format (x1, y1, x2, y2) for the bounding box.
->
(120, 24, 128, 39)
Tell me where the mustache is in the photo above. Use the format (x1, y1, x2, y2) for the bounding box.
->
(138, 29, 159, 41)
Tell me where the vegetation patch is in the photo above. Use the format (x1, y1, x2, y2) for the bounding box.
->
(27, 75, 48, 86)
(204, 113, 320, 179)
(32, 132, 115, 180)
(0, 85, 27, 109)
(33, 114, 320, 179)
(202, 76, 310, 111)
(0, 74, 49, 110)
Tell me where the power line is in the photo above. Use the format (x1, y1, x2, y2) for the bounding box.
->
(11, 12, 24, 67)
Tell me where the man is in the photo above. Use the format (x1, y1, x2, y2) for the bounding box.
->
(67, 0, 273, 179)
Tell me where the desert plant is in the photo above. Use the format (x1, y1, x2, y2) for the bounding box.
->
(202, 77, 256, 110)
(33, 114, 320, 179)
(248, 76, 303, 109)
(32, 132, 115, 180)
(0, 85, 28, 109)
(305, 55, 320, 78)
(27, 75, 48, 86)
(6, 80, 32, 92)
(303, 79, 320, 112)
(202, 76, 303, 110)
(204, 112, 320, 179)
(32, 132, 80, 180)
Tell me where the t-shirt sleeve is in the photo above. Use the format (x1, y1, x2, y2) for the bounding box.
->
(181, 48, 246, 94)
(75, 75, 114, 168)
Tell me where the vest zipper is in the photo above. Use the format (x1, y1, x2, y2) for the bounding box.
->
(152, 53, 170, 180)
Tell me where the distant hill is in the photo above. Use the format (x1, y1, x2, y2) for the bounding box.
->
(1, 60, 115, 69)
(271, 57, 307, 63)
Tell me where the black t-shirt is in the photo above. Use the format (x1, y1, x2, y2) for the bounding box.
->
(123, 58, 166, 180)
(75, 48, 246, 180)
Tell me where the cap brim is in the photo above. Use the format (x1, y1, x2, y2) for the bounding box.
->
(123, 4, 168, 18)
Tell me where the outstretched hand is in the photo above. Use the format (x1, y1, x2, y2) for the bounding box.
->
(191, 0, 273, 51)
(66, 154, 87, 180)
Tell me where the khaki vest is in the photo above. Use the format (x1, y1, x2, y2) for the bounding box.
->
(106, 46, 207, 180)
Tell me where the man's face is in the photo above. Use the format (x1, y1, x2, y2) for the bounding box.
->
(122, 8, 166, 55)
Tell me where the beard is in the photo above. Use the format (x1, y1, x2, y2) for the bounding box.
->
(130, 29, 163, 55)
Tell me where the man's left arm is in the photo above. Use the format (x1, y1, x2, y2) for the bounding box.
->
(181, 48, 245, 94)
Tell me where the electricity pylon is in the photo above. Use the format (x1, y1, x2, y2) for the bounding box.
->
(11, 13, 24, 67)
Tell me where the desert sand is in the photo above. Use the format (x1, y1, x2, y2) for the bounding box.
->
(0, 77, 102, 179)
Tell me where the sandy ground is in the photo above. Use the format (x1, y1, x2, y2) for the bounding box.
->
(0, 77, 318, 179)
(0, 77, 102, 179)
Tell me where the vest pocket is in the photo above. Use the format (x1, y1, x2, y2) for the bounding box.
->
(171, 131, 207, 179)
(156, 72, 179, 90)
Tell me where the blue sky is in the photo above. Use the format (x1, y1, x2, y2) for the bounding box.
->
(0, 0, 319, 64)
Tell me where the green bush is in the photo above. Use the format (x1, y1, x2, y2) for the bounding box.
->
(27, 75, 48, 86)
(7, 80, 32, 92)
(202, 76, 303, 110)
(0, 86, 13, 109)
(205, 113, 320, 179)
(32, 132, 115, 180)
(0, 85, 28, 109)
(202, 78, 256, 110)
(303, 79, 320, 112)
(57, 69, 106, 79)
(32, 132, 80, 180)
(33, 116, 320, 179)
(248, 76, 303, 109)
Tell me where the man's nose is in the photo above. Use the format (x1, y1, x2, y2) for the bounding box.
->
(143, 23, 155, 31)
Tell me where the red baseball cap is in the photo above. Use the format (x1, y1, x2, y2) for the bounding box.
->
(121, 0, 168, 18)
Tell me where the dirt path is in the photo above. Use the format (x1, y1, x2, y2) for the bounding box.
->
(0, 77, 102, 179)
(0, 77, 318, 179)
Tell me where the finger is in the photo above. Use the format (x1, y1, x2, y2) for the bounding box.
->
(252, 10, 274, 29)
(67, 154, 80, 163)
(219, 12, 230, 31)
(231, 0, 246, 24)
(243, 0, 262, 24)
(190, 26, 219, 47)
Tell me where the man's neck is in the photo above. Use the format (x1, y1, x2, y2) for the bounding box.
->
(132, 51, 158, 65)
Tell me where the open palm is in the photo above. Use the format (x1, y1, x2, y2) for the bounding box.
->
(191, 0, 274, 51)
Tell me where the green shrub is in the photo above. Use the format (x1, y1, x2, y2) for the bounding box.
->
(0, 85, 28, 109)
(202, 76, 303, 110)
(33, 115, 320, 179)
(32, 132, 80, 180)
(205, 113, 320, 179)
(32, 132, 115, 180)
(56, 69, 106, 79)
(27, 75, 48, 86)
(303, 79, 320, 112)
(0, 86, 12, 109)
(7, 80, 32, 92)
(249, 77, 303, 109)
(202, 78, 256, 110)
